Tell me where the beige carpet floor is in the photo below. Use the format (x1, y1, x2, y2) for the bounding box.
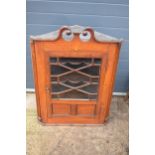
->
(26, 93, 129, 155)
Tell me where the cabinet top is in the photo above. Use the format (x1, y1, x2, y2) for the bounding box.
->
(30, 25, 122, 43)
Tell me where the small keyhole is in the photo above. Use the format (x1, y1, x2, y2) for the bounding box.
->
(45, 86, 50, 93)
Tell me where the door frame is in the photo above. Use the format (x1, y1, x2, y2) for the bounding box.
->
(43, 50, 108, 124)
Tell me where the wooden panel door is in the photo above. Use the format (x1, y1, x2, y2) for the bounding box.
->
(43, 51, 108, 124)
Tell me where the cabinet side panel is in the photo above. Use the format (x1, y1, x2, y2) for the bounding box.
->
(105, 43, 121, 118)
(33, 41, 48, 122)
(30, 41, 41, 119)
(99, 43, 121, 123)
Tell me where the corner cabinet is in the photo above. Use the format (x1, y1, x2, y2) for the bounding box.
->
(30, 25, 122, 124)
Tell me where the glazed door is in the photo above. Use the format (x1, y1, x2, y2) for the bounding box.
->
(44, 53, 108, 124)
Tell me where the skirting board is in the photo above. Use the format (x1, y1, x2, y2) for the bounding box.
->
(26, 88, 127, 96)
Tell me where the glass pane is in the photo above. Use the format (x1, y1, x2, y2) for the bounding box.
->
(49, 57, 101, 100)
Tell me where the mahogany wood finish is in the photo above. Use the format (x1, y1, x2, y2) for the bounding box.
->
(30, 26, 121, 124)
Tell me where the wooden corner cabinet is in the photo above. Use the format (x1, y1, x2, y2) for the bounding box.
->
(30, 25, 122, 124)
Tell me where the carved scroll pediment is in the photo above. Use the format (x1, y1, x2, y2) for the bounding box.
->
(30, 25, 122, 43)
